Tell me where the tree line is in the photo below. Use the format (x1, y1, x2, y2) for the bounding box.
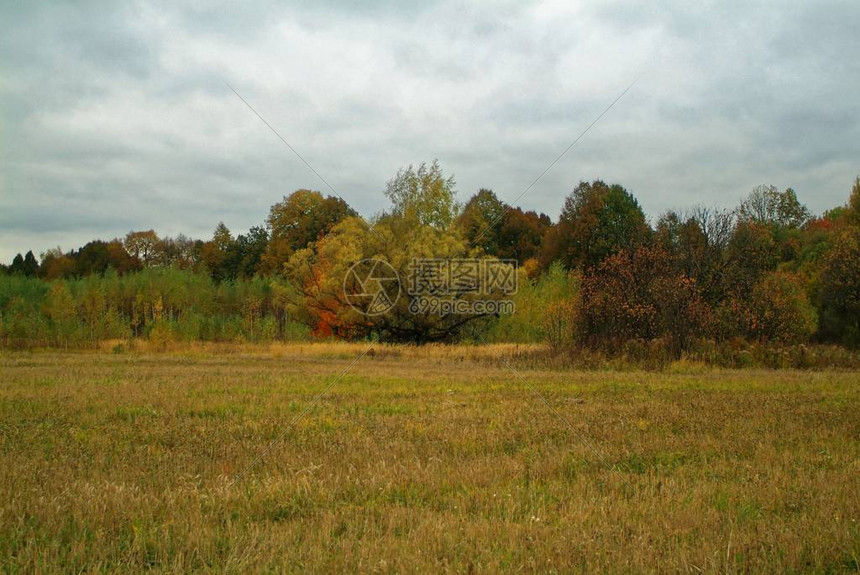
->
(2, 162, 859, 356)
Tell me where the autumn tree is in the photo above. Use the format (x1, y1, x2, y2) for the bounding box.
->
(720, 271, 817, 344)
(656, 206, 734, 303)
(154, 234, 199, 269)
(497, 208, 551, 264)
(200, 222, 235, 283)
(715, 186, 816, 342)
(124, 230, 160, 266)
(259, 190, 354, 275)
(39, 248, 75, 280)
(286, 162, 510, 342)
(286, 215, 510, 342)
(577, 245, 711, 356)
(847, 176, 860, 227)
(458, 189, 550, 264)
(817, 228, 860, 347)
(542, 180, 651, 270)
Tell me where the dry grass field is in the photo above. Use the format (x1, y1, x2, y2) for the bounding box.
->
(1, 343, 858, 573)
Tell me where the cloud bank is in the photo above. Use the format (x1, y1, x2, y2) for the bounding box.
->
(1, 0, 858, 261)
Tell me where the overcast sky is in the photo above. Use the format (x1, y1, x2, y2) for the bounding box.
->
(1, 0, 858, 263)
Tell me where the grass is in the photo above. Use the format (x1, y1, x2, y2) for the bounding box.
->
(1, 344, 858, 573)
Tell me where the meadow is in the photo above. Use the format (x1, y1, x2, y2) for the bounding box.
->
(1, 343, 858, 573)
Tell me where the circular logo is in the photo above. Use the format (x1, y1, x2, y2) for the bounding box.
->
(343, 258, 401, 316)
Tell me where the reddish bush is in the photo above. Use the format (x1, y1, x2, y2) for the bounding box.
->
(578, 246, 711, 356)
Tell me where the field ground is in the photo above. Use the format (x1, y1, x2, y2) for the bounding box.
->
(1, 344, 859, 573)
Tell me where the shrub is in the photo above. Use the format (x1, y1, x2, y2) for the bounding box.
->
(542, 299, 577, 351)
(488, 262, 579, 345)
(721, 271, 817, 344)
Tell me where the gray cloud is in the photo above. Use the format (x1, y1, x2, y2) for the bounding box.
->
(1, 0, 858, 262)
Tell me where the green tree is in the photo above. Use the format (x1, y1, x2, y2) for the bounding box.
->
(201, 223, 236, 282)
(22, 251, 39, 277)
(484, 261, 578, 345)
(384, 160, 459, 229)
(70, 241, 140, 276)
(723, 221, 779, 298)
(457, 189, 507, 255)
(9, 254, 25, 275)
(737, 184, 810, 229)
(9, 251, 39, 277)
(234, 226, 269, 278)
(43, 282, 78, 346)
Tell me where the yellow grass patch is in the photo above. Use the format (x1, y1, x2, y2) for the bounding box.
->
(1, 348, 858, 572)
